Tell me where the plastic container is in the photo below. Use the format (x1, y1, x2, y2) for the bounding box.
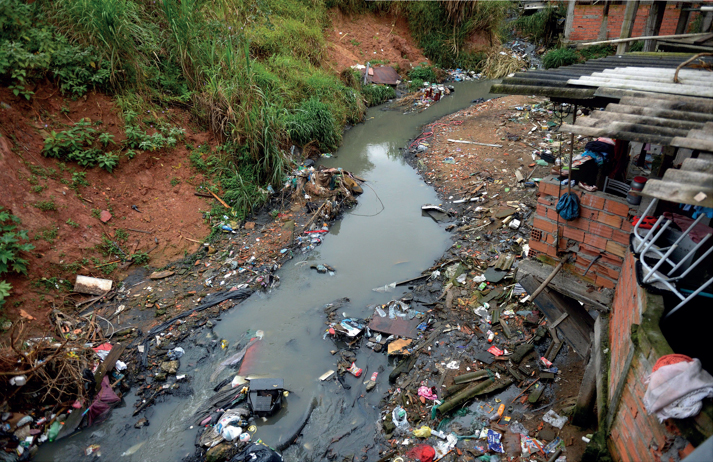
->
(627, 176, 647, 205)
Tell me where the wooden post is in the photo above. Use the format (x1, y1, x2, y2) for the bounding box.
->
(675, 4, 692, 35)
(703, 11, 713, 33)
(617, 0, 640, 55)
(598, 1, 611, 41)
(643, 1, 667, 52)
(564, 0, 577, 42)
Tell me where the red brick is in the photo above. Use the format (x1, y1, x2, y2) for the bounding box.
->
(580, 207, 599, 220)
(569, 218, 590, 231)
(612, 229, 630, 245)
(563, 226, 585, 241)
(546, 207, 560, 222)
(601, 253, 624, 266)
(536, 204, 547, 217)
(585, 233, 607, 250)
(537, 196, 553, 206)
(579, 243, 600, 257)
(533, 217, 557, 234)
(598, 211, 623, 228)
(588, 222, 614, 239)
(606, 240, 627, 258)
(621, 219, 633, 233)
(539, 182, 560, 197)
(605, 199, 631, 217)
(594, 263, 620, 280)
(581, 193, 605, 209)
(545, 233, 555, 244)
(529, 239, 550, 254)
(597, 275, 616, 289)
(545, 243, 558, 257)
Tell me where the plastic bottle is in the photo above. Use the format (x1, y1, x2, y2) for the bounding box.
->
(48, 421, 62, 442)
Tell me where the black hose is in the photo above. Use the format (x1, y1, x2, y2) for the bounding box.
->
(140, 288, 253, 367)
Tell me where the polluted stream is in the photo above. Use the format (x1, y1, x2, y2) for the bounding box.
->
(36, 80, 499, 462)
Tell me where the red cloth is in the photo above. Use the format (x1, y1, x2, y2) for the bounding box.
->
(406, 444, 436, 462)
(87, 376, 120, 425)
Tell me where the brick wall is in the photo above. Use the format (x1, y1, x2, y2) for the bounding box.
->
(607, 253, 697, 461)
(569, 3, 683, 42)
(528, 178, 634, 289)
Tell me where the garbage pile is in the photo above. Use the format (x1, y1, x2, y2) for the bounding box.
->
(395, 84, 456, 113)
(0, 320, 126, 459)
(446, 69, 482, 82)
(190, 373, 287, 461)
(315, 253, 582, 460)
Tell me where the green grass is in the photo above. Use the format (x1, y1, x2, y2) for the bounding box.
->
(361, 84, 395, 107)
(33, 199, 57, 211)
(542, 47, 580, 69)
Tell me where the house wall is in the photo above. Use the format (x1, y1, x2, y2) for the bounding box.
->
(606, 253, 698, 461)
(528, 177, 634, 289)
(568, 3, 684, 42)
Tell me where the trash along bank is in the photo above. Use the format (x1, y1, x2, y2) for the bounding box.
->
(6, 80, 492, 461)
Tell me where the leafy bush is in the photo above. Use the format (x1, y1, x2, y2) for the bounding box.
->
(42, 119, 123, 171)
(579, 44, 616, 60)
(286, 97, 340, 151)
(512, 3, 567, 47)
(409, 78, 424, 92)
(408, 65, 438, 83)
(0, 207, 34, 309)
(0, 0, 111, 97)
(542, 48, 579, 69)
(361, 84, 395, 107)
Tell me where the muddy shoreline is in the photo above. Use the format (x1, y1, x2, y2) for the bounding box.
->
(20, 88, 594, 462)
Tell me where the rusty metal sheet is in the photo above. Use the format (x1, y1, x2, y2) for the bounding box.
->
(362, 66, 400, 85)
(368, 316, 420, 339)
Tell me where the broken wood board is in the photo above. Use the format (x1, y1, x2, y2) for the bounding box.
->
(519, 274, 594, 359)
(388, 339, 413, 355)
(74, 275, 113, 295)
(517, 259, 612, 311)
(94, 343, 126, 392)
(368, 316, 421, 339)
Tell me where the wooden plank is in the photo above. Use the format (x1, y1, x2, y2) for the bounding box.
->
(517, 259, 612, 311)
(94, 342, 126, 392)
(518, 274, 594, 359)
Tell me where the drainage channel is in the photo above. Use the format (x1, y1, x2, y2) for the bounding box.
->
(35, 79, 498, 462)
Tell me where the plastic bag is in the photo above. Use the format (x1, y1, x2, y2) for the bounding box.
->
(556, 192, 580, 221)
(543, 410, 567, 429)
(413, 426, 432, 438)
(392, 406, 410, 433)
(229, 442, 283, 462)
(167, 347, 185, 360)
(509, 421, 529, 436)
(221, 425, 242, 441)
(406, 444, 435, 462)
